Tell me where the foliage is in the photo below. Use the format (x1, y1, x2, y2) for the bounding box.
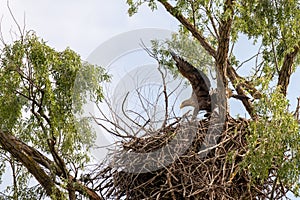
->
(150, 32, 214, 76)
(127, 0, 300, 82)
(244, 88, 300, 195)
(0, 32, 109, 198)
(235, 0, 300, 50)
(234, 0, 300, 84)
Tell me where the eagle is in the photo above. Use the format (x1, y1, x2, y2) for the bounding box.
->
(170, 51, 212, 118)
(170, 52, 249, 119)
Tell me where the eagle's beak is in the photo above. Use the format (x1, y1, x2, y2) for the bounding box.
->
(179, 103, 184, 109)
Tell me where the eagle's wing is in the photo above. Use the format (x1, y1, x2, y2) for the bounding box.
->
(170, 51, 211, 112)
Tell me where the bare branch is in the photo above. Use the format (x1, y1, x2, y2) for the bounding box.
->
(7, 1, 24, 38)
(236, 51, 262, 71)
(157, 65, 169, 128)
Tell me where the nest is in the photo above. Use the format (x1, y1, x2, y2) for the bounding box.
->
(94, 116, 287, 199)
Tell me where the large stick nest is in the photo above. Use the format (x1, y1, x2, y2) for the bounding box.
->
(94, 116, 286, 199)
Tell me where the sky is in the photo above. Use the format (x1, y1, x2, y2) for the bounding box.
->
(0, 0, 178, 58)
(0, 1, 299, 198)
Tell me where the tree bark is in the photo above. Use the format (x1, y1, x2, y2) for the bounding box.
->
(0, 130, 63, 198)
(0, 130, 103, 200)
(215, 0, 234, 117)
(278, 45, 299, 96)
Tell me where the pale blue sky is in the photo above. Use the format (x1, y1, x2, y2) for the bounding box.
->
(0, 0, 178, 58)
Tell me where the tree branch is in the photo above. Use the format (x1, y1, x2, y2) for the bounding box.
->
(158, 0, 257, 117)
(157, 0, 216, 57)
(216, 0, 234, 85)
(294, 97, 300, 123)
(0, 130, 63, 198)
(277, 44, 299, 96)
(0, 130, 103, 200)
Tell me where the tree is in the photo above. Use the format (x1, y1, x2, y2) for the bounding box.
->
(1, 0, 300, 199)
(0, 31, 109, 199)
(92, 0, 299, 199)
